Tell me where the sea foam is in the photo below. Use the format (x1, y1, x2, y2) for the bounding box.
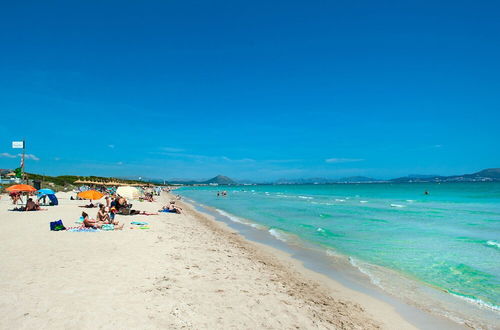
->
(215, 209, 265, 229)
(348, 257, 382, 287)
(485, 240, 500, 249)
(390, 204, 405, 208)
(268, 228, 291, 242)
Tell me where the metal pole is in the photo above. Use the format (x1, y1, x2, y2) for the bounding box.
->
(22, 139, 26, 184)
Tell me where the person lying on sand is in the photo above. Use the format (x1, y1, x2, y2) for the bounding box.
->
(79, 202, 96, 208)
(161, 201, 182, 214)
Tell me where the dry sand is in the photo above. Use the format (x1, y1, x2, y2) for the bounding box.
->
(0, 191, 418, 329)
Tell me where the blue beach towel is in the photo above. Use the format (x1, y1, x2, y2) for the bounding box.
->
(101, 224, 114, 231)
(67, 228, 99, 232)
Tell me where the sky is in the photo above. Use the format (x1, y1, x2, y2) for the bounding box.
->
(0, 0, 499, 181)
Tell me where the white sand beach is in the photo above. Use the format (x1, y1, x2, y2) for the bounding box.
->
(0, 191, 419, 329)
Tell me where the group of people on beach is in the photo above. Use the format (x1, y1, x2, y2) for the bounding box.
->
(9, 191, 45, 211)
(81, 204, 124, 230)
(6, 184, 181, 231)
(78, 189, 182, 230)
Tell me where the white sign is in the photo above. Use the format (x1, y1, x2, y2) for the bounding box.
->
(12, 141, 24, 149)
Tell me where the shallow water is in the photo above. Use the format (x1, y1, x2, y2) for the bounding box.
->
(176, 183, 500, 326)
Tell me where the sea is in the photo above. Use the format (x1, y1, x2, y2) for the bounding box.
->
(176, 182, 500, 328)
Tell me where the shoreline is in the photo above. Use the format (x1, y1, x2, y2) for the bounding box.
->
(178, 196, 465, 330)
(0, 190, 471, 328)
(175, 185, 500, 329)
(175, 195, 416, 329)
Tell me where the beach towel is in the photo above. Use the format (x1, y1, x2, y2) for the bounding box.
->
(129, 226, 150, 229)
(131, 221, 148, 225)
(67, 227, 99, 232)
(101, 224, 114, 231)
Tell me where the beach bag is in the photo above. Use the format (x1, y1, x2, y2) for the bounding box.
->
(50, 220, 66, 231)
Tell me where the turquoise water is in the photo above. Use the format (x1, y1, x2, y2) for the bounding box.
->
(176, 183, 500, 313)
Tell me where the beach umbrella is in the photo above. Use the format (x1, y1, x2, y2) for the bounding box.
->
(6, 184, 37, 205)
(116, 186, 141, 200)
(37, 188, 55, 196)
(77, 190, 104, 201)
(6, 184, 37, 193)
(107, 186, 117, 195)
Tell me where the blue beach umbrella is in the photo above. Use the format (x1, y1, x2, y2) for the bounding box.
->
(37, 188, 55, 196)
(37, 189, 59, 206)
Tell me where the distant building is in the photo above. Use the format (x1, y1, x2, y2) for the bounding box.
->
(0, 169, 21, 185)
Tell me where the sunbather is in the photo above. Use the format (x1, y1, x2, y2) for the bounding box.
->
(25, 198, 41, 211)
(79, 202, 96, 208)
(82, 211, 103, 228)
(161, 201, 182, 214)
(82, 211, 123, 230)
(96, 204, 111, 223)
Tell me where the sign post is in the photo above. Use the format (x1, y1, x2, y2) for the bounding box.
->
(12, 140, 26, 182)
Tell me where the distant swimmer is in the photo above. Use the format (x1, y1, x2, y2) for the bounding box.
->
(217, 191, 220, 197)
(424, 191, 429, 195)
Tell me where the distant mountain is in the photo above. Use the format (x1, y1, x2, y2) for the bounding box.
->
(275, 176, 382, 184)
(202, 175, 236, 185)
(466, 168, 500, 179)
(157, 168, 500, 185)
(406, 174, 440, 179)
(337, 176, 381, 183)
(275, 178, 335, 184)
(391, 168, 500, 183)
(167, 175, 237, 185)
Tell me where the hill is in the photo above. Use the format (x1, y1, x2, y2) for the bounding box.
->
(337, 176, 380, 183)
(275, 176, 381, 184)
(202, 175, 237, 185)
(24, 173, 150, 187)
(464, 168, 500, 179)
(167, 175, 237, 185)
(391, 168, 500, 183)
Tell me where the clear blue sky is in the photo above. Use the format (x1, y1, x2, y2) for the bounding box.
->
(1, 0, 499, 181)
